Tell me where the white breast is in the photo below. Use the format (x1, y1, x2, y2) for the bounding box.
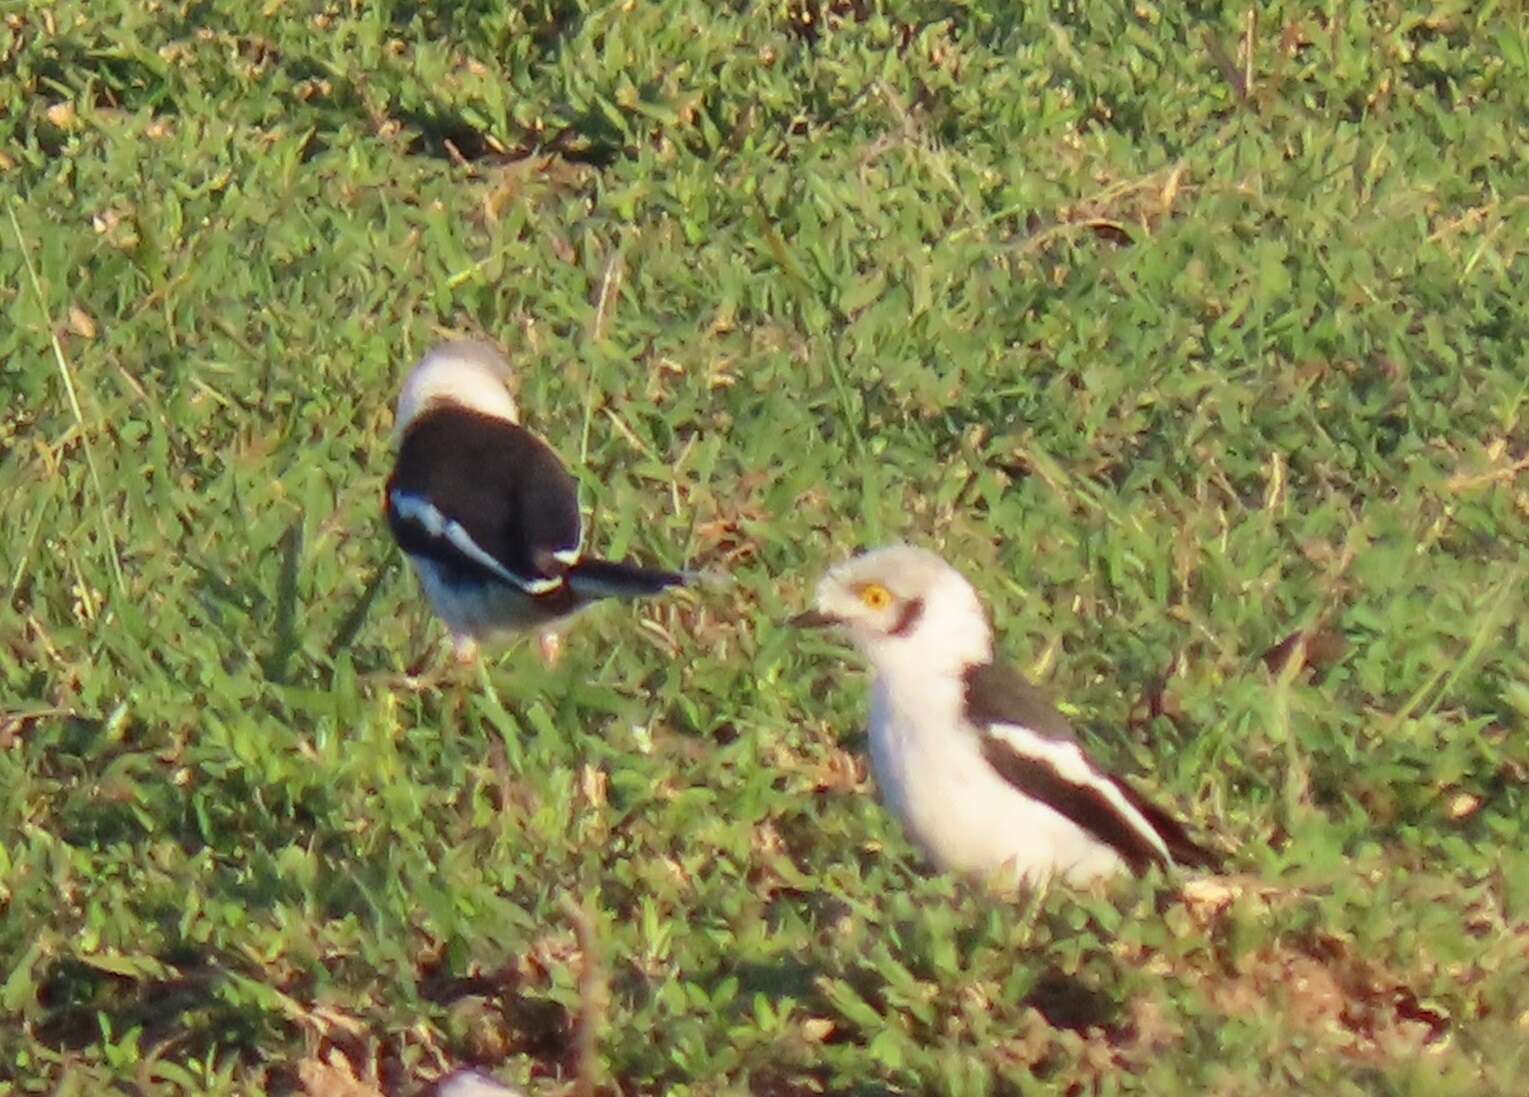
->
(867, 674, 1129, 886)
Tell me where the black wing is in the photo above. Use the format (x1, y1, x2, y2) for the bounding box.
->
(976, 727, 1171, 874)
(965, 658, 1216, 875)
(963, 660, 1078, 742)
(386, 406, 581, 591)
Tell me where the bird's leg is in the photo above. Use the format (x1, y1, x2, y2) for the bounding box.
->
(400, 635, 477, 692)
(536, 629, 562, 667)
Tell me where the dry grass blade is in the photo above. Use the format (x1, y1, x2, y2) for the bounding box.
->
(562, 894, 607, 1097)
(297, 1052, 385, 1097)
(7, 199, 126, 602)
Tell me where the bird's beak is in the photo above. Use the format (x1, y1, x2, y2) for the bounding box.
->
(788, 609, 840, 629)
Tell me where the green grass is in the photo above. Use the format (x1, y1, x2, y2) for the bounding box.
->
(3, 0, 1528, 1093)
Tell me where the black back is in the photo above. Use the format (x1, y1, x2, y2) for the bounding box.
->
(387, 406, 581, 586)
(963, 660, 1077, 742)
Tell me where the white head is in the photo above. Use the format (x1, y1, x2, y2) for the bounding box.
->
(795, 545, 993, 676)
(395, 340, 520, 433)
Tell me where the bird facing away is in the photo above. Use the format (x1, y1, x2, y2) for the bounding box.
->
(793, 545, 1217, 887)
(385, 340, 688, 666)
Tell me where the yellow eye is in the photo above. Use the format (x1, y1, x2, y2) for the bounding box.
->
(858, 583, 894, 611)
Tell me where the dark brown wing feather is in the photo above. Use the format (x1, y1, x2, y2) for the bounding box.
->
(965, 658, 1220, 873)
(1108, 775, 1221, 870)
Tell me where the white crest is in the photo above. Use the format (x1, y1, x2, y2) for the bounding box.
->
(813, 544, 993, 675)
(396, 340, 519, 431)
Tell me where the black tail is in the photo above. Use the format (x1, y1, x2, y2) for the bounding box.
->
(566, 558, 690, 600)
(1110, 776, 1223, 872)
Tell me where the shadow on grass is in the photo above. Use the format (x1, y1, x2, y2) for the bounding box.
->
(732, 957, 821, 1003)
(1022, 968, 1120, 1032)
(33, 953, 289, 1076)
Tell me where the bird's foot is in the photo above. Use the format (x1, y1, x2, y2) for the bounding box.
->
(397, 637, 478, 692)
(536, 630, 562, 667)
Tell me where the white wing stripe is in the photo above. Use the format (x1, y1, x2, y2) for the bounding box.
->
(390, 491, 562, 595)
(984, 723, 1172, 863)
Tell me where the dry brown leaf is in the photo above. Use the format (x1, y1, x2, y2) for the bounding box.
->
(580, 764, 607, 808)
(297, 1053, 383, 1097)
(801, 1017, 835, 1043)
(1448, 792, 1483, 821)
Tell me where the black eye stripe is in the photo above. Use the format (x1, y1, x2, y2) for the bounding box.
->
(889, 596, 925, 637)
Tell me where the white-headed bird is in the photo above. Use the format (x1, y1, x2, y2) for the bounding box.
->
(793, 544, 1217, 887)
(386, 340, 687, 666)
